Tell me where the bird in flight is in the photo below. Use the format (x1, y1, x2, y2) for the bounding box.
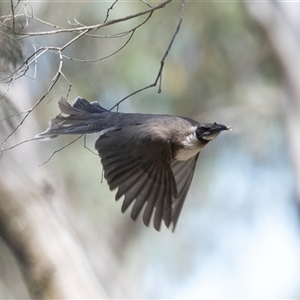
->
(36, 97, 230, 231)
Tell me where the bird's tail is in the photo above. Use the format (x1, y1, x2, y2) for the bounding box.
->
(35, 97, 109, 139)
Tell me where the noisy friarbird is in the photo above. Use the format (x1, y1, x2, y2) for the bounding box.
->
(36, 97, 231, 231)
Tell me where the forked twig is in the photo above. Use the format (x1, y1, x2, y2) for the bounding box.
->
(83, 135, 98, 156)
(1, 51, 65, 151)
(103, 0, 119, 23)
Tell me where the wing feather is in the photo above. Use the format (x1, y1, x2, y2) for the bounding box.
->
(142, 165, 163, 227)
(130, 165, 157, 220)
(170, 154, 199, 230)
(153, 169, 166, 231)
(95, 127, 198, 231)
(115, 167, 145, 201)
(121, 171, 149, 213)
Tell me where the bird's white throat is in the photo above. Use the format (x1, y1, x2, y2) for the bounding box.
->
(175, 130, 203, 161)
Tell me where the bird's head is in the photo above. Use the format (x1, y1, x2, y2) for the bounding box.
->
(196, 122, 231, 142)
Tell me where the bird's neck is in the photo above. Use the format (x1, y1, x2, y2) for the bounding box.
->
(174, 131, 207, 161)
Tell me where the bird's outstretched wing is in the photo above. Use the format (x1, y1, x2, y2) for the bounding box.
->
(96, 126, 178, 231)
(170, 155, 199, 230)
(96, 125, 198, 231)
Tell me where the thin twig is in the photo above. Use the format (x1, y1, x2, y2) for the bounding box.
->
(62, 10, 153, 63)
(39, 135, 84, 166)
(0, 47, 49, 83)
(1, 0, 174, 156)
(0, 137, 36, 155)
(0, 109, 28, 124)
(1, 51, 64, 151)
(83, 135, 98, 156)
(63, 31, 134, 63)
(109, 0, 185, 110)
(10, 0, 15, 32)
(140, 0, 153, 9)
(103, 0, 119, 23)
(12, 0, 171, 39)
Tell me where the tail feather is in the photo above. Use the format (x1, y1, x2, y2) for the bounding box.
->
(35, 97, 109, 139)
(58, 97, 108, 115)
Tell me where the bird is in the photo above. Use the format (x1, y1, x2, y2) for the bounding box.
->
(36, 97, 231, 231)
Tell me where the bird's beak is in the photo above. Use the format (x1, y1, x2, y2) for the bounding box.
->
(201, 123, 231, 141)
(212, 124, 231, 134)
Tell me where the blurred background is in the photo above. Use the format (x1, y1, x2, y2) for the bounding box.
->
(1, 0, 300, 298)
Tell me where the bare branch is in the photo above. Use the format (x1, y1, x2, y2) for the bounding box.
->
(1, 0, 177, 159)
(103, 0, 119, 23)
(0, 137, 36, 158)
(62, 11, 153, 63)
(83, 135, 98, 156)
(65, 31, 135, 63)
(109, 0, 185, 110)
(39, 135, 84, 166)
(140, 0, 153, 9)
(9, 0, 171, 39)
(1, 51, 68, 150)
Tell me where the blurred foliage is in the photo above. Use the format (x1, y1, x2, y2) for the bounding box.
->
(0, 33, 24, 74)
(0, 4, 26, 82)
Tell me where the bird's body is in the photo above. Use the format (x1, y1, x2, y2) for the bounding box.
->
(36, 97, 230, 231)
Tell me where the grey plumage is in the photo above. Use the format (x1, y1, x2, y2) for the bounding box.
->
(36, 97, 230, 231)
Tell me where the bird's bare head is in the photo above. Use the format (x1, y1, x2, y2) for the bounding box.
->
(196, 122, 231, 141)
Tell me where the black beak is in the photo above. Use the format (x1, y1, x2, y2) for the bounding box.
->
(198, 122, 231, 142)
(211, 123, 231, 134)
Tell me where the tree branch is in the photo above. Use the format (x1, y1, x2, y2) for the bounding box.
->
(110, 0, 185, 110)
